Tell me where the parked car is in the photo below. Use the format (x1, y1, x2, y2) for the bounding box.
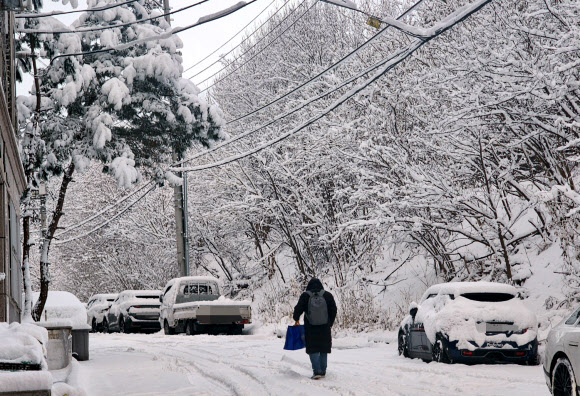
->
(86, 293, 118, 332)
(159, 276, 251, 335)
(105, 290, 161, 333)
(397, 282, 539, 364)
(33, 291, 89, 329)
(543, 305, 580, 396)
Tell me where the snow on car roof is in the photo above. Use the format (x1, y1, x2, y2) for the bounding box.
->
(32, 291, 88, 329)
(422, 282, 517, 300)
(174, 276, 219, 283)
(33, 291, 83, 307)
(90, 293, 118, 300)
(122, 290, 161, 296)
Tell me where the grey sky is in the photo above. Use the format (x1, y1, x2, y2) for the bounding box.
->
(17, 0, 282, 96)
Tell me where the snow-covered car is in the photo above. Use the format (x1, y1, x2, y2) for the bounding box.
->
(105, 290, 161, 333)
(33, 291, 89, 330)
(86, 293, 118, 332)
(543, 305, 580, 396)
(397, 282, 539, 364)
(159, 276, 251, 335)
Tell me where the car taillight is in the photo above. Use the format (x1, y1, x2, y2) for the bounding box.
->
(133, 305, 141, 308)
(515, 351, 526, 356)
(461, 350, 473, 356)
(236, 319, 250, 324)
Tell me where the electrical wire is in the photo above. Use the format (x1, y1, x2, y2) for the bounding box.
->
(195, 0, 316, 92)
(173, 0, 427, 167)
(183, 0, 278, 76)
(223, 0, 426, 126)
(15, 0, 140, 19)
(18, 0, 211, 34)
(54, 180, 155, 238)
(53, 183, 157, 245)
(171, 0, 493, 173)
(45, 1, 258, 67)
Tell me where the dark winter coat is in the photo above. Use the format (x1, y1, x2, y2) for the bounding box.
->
(292, 278, 338, 354)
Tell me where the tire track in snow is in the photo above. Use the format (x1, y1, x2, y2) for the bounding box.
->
(131, 339, 276, 396)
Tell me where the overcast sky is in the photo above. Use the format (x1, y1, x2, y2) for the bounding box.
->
(17, 0, 283, 96)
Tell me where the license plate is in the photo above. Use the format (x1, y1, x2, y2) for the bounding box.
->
(486, 322, 514, 333)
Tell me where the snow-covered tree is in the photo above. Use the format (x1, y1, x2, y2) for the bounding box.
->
(17, 0, 225, 320)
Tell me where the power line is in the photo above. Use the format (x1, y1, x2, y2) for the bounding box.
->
(171, 0, 493, 173)
(18, 0, 211, 34)
(223, 0, 427, 126)
(173, 0, 428, 167)
(15, 0, 140, 19)
(183, 0, 278, 77)
(54, 180, 155, 238)
(53, 183, 157, 245)
(45, 1, 258, 67)
(195, 0, 317, 92)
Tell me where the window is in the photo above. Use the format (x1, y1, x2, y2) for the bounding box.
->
(136, 295, 159, 300)
(184, 283, 199, 295)
(426, 293, 454, 300)
(565, 306, 580, 325)
(461, 293, 514, 302)
(198, 285, 209, 294)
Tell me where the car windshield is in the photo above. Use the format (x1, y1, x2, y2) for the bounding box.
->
(461, 292, 514, 302)
(565, 306, 580, 325)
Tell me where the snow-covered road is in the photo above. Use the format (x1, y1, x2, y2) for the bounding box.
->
(78, 331, 550, 396)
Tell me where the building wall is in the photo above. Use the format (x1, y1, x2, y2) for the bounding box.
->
(0, 8, 26, 323)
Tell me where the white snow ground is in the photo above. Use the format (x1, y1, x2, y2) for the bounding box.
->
(77, 331, 550, 396)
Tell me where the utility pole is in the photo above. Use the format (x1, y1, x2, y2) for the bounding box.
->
(163, 0, 190, 276)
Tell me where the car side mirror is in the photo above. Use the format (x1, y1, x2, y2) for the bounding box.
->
(159, 295, 163, 303)
(410, 307, 418, 318)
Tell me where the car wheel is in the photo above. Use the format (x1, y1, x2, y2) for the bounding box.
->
(120, 317, 131, 334)
(432, 336, 450, 363)
(552, 357, 577, 396)
(185, 321, 195, 336)
(103, 319, 110, 334)
(164, 320, 175, 335)
(91, 318, 97, 333)
(398, 332, 409, 357)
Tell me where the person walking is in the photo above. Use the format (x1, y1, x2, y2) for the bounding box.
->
(293, 278, 337, 380)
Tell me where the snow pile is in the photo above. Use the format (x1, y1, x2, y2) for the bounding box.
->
(0, 322, 48, 369)
(0, 371, 53, 393)
(33, 291, 90, 330)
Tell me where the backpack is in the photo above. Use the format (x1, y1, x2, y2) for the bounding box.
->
(306, 290, 328, 325)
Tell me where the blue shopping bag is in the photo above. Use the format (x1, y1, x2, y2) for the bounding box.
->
(283, 325, 305, 350)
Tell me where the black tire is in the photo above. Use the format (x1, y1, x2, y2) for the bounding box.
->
(164, 320, 175, 335)
(432, 335, 450, 363)
(185, 321, 195, 336)
(526, 353, 541, 366)
(230, 325, 243, 335)
(120, 317, 131, 334)
(91, 318, 98, 333)
(552, 357, 577, 396)
(398, 332, 409, 357)
(103, 319, 110, 334)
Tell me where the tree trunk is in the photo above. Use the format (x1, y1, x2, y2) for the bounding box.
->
(22, 34, 41, 321)
(32, 162, 75, 321)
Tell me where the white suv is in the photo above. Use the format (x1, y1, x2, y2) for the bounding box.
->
(543, 305, 580, 396)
